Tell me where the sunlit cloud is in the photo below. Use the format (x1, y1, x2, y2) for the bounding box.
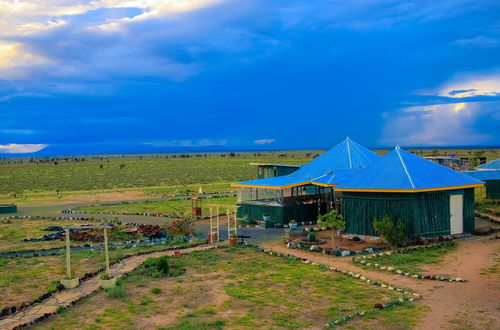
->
(0, 143, 48, 153)
(381, 73, 500, 146)
(438, 74, 500, 98)
(0, 41, 52, 79)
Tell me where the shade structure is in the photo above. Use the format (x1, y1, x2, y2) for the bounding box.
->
(463, 170, 500, 199)
(232, 137, 381, 189)
(462, 170, 500, 181)
(476, 158, 500, 170)
(336, 146, 484, 192)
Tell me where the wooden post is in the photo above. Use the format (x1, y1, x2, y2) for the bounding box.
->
(104, 228, 110, 274)
(227, 208, 230, 241)
(209, 206, 213, 243)
(65, 227, 71, 278)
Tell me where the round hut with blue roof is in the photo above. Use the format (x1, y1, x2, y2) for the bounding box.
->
(335, 146, 484, 238)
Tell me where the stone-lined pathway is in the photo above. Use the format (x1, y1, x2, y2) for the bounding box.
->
(0, 243, 223, 330)
(262, 236, 500, 329)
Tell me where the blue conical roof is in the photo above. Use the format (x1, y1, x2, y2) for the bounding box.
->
(477, 158, 500, 170)
(335, 146, 484, 192)
(292, 137, 381, 180)
(232, 137, 381, 189)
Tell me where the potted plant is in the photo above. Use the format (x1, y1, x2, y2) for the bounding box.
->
(289, 219, 298, 229)
(98, 273, 118, 289)
(229, 233, 238, 246)
(60, 276, 79, 289)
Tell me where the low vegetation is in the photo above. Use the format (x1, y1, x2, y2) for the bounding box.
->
(37, 247, 424, 329)
(73, 196, 237, 218)
(362, 243, 457, 274)
(0, 239, 198, 308)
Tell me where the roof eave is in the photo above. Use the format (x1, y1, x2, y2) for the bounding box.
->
(335, 183, 484, 193)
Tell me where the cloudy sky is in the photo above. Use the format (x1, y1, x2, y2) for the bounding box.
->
(0, 0, 499, 155)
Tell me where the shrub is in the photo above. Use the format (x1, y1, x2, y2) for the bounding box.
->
(151, 287, 162, 294)
(352, 236, 361, 242)
(107, 285, 127, 299)
(373, 215, 407, 247)
(308, 232, 317, 242)
(168, 219, 195, 236)
(145, 256, 170, 276)
(100, 273, 110, 280)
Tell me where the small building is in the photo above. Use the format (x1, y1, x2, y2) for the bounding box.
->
(250, 163, 301, 179)
(424, 156, 469, 170)
(462, 170, 500, 199)
(476, 158, 500, 170)
(232, 138, 381, 226)
(0, 204, 17, 214)
(336, 146, 484, 238)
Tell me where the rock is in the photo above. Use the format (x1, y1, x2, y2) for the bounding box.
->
(473, 227, 492, 235)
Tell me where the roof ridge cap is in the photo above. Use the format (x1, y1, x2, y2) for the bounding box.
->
(395, 147, 416, 189)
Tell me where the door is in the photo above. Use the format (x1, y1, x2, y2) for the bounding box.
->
(450, 194, 463, 235)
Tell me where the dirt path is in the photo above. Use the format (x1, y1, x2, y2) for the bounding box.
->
(0, 243, 223, 330)
(262, 236, 500, 329)
(416, 237, 499, 329)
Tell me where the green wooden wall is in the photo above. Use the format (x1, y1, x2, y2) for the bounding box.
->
(237, 202, 318, 226)
(257, 165, 299, 179)
(485, 180, 500, 199)
(341, 188, 475, 238)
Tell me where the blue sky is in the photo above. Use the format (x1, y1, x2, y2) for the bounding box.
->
(0, 0, 499, 155)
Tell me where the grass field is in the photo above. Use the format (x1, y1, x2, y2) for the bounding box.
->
(0, 218, 96, 252)
(362, 244, 457, 274)
(37, 247, 424, 329)
(1, 148, 498, 197)
(0, 151, 316, 195)
(0, 239, 197, 309)
(73, 196, 237, 218)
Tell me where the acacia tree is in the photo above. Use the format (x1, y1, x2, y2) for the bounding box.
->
(318, 210, 345, 249)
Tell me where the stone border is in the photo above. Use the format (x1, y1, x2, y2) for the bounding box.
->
(245, 244, 421, 327)
(352, 242, 466, 282)
(0, 240, 208, 321)
(6, 243, 221, 330)
(286, 240, 384, 257)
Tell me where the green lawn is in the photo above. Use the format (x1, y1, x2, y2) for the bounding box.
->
(73, 196, 237, 218)
(0, 239, 198, 309)
(362, 244, 457, 274)
(38, 247, 424, 329)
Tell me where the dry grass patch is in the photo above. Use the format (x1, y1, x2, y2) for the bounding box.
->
(38, 246, 423, 329)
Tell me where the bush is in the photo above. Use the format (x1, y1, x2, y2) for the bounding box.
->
(107, 285, 127, 299)
(168, 219, 195, 236)
(373, 215, 407, 247)
(151, 287, 162, 295)
(144, 256, 170, 276)
(308, 232, 317, 242)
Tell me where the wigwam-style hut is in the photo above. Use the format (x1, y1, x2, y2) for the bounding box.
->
(231, 138, 381, 226)
(462, 170, 500, 199)
(335, 146, 484, 237)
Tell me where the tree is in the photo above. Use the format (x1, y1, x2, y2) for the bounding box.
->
(317, 210, 345, 249)
(373, 215, 406, 247)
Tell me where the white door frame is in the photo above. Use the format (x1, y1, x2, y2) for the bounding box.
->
(450, 194, 464, 235)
